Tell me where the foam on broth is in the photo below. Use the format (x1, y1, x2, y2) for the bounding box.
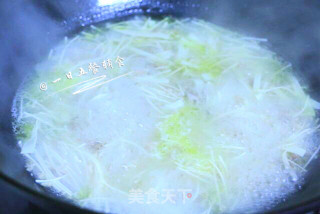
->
(12, 16, 320, 213)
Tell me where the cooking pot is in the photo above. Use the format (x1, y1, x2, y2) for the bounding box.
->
(1, 0, 320, 213)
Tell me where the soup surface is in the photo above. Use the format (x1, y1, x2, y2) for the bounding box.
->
(12, 17, 320, 213)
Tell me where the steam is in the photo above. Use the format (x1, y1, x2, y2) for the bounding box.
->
(0, 0, 62, 187)
(207, 1, 320, 99)
(0, 0, 62, 118)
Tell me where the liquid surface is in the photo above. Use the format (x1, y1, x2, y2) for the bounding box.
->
(12, 17, 320, 213)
